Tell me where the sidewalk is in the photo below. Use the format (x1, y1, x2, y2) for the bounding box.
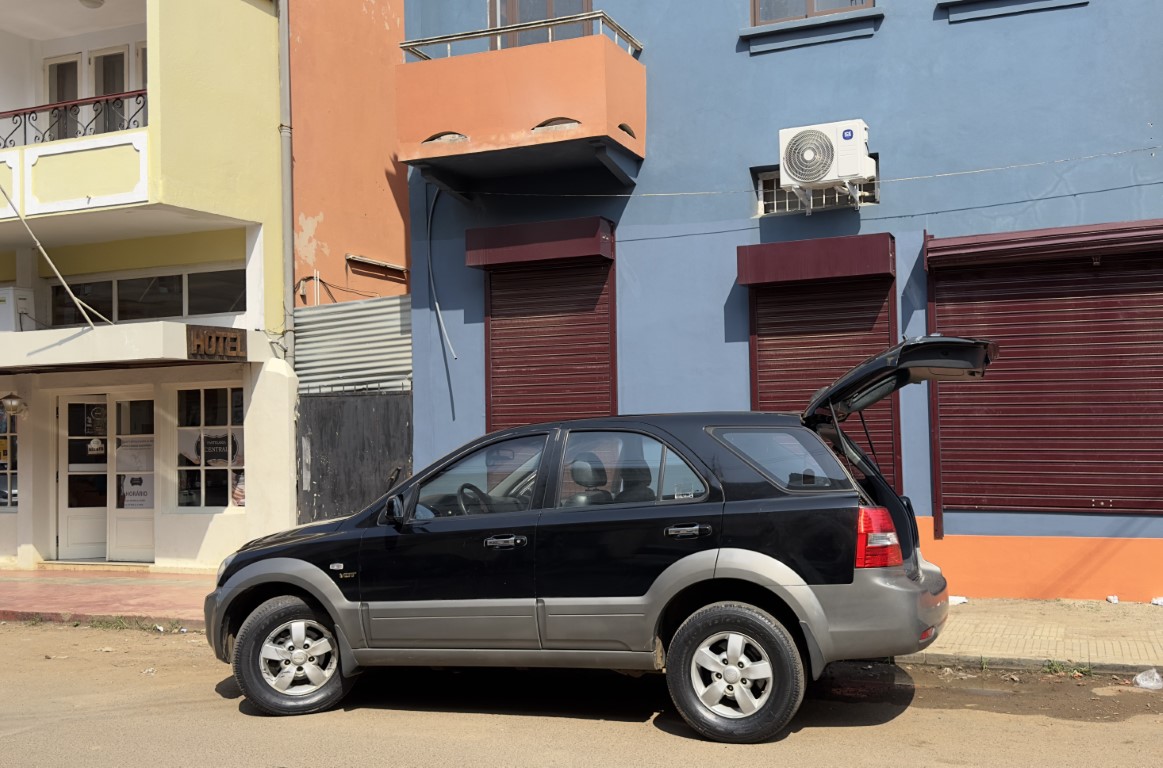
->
(1, 568, 1161, 673)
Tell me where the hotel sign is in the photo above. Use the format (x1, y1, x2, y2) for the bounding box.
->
(187, 326, 247, 361)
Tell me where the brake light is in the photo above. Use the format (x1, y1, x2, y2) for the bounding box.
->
(855, 506, 903, 568)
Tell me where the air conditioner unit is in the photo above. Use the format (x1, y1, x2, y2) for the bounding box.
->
(778, 119, 876, 214)
(0, 287, 35, 333)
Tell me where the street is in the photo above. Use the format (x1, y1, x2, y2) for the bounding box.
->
(2, 623, 1159, 768)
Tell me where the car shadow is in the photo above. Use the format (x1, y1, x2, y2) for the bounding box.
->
(262, 660, 916, 738)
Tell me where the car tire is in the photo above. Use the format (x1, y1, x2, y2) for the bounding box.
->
(666, 601, 805, 743)
(232, 595, 353, 716)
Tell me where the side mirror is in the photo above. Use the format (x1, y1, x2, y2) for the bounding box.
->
(380, 495, 407, 528)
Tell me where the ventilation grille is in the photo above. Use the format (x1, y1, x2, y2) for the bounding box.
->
(757, 170, 878, 215)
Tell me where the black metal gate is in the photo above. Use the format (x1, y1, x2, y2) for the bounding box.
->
(296, 391, 412, 523)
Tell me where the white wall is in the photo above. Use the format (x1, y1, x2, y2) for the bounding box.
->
(0, 29, 35, 113)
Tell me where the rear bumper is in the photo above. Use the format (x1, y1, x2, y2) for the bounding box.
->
(812, 553, 949, 662)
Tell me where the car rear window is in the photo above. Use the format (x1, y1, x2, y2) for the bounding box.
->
(712, 427, 853, 491)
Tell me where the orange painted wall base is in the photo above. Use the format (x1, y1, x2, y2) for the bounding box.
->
(917, 517, 1163, 602)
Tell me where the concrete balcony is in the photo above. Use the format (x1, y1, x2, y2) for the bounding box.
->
(397, 12, 646, 197)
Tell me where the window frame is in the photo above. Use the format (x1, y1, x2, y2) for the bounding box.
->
(709, 426, 856, 494)
(413, 432, 551, 519)
(0, 411, 16, 509)
(755, 167, 879, 216)
(50, 263, 246, 326)
(175, 386, 246, 511)
(551, 429, 710, 509)
(752, 0, 874, 26)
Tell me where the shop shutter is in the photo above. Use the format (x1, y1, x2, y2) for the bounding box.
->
(752, 276, 899, 489)
(487, 260, 615, 431)
(931, 255, 1163, 514)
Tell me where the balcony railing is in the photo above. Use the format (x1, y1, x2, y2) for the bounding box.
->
(0, 90, 148, 150)
(400, 11, 642, 61)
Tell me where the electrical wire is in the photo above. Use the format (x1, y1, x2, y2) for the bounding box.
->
(462, 144, 1161, 200)
(426, 186, 457, 360)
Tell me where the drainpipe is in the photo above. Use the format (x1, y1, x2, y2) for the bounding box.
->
(277, 0, 294, 363)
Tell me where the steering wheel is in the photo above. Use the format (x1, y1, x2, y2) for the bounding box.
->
(456, 483, 493, 515)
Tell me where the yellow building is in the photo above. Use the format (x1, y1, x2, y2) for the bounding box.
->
(0, 0, 296, 569)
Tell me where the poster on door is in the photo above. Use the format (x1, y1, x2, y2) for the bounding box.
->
(116, 436, 154, 472)
(117, 473, 154, 509)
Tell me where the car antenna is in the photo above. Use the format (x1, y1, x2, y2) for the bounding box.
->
(386, 465, 402, 492)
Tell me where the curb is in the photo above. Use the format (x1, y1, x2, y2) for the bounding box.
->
(0, 608, 205, 632)
(897, 651, 1157, 677)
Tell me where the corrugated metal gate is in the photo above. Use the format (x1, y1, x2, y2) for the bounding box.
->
(293, 295, 411, 394)
(486, 260, 615, 431)
(752, 276, 900, 489)
(931, 254, 1163, 515)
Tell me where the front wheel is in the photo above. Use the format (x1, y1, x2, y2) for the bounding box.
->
(666, 602, 805, 743)
(232, 595, 353, 715)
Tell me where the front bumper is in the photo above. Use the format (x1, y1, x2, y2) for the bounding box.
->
(204, 589, 228, 662)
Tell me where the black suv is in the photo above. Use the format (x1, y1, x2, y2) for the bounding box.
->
(206, 336, 996, 743)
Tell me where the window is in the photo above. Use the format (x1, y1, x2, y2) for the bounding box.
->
(490, 0, 592, 47)
(756, 169, 878, 216)
(115, 400, 154, 510)
(557, 431, 707, 507)
(714, 428, 853, 491)
(177, 388, 244, 508)
(415, 435, 547, 518)
(753, 0, 872, 26)
(0, 412, 16, 508)
(51, 269, 246, 325)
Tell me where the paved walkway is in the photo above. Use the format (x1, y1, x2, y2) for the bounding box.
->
(1, 568, 1160, 672)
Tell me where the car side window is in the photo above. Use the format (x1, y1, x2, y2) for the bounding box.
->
(415, 434, 546, 518)
(713, 427, 853, 491)
(557, 431, 706, 508)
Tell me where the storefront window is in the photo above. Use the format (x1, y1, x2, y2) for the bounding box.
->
(0, 412, 16, 508)
(178, 387, 245, 508)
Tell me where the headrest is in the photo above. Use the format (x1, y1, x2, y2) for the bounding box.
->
(620, 463, 653, 488)
(570, 452, 607, 488)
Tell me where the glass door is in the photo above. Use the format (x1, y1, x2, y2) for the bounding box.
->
(109, 399, 155, 562)
(92, 46, 128, 134)
(58, 397, 109, 560)
(45, 55, 80, 141)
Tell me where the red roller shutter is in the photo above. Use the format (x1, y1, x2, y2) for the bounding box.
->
(487, 260, 615, 431)
(752, 276, 900, 489)
(931, 254, 1163, 515)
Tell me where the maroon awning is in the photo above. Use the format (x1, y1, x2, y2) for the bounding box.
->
(737, 232, 895, 285)
(466, 216, 614, 268)
(925, 219, 1163, 269)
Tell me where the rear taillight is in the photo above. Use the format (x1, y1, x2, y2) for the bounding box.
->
(855, 506, 903, 568)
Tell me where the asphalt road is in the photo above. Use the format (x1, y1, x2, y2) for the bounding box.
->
(3, 623, 1160, 768)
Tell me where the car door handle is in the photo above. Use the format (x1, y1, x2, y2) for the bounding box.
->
(665, 524, 712, 540)
(484, 534, 528, 549)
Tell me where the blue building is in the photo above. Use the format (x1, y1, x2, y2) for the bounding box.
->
(396, 0, 1163, 600)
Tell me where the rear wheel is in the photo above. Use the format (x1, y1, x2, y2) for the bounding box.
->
(232, 595, 353, 715)
(666, 602, 804, 743)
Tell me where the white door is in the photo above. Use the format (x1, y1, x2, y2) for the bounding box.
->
(58, 397, 110, 560)
(108, 399, 155, 562)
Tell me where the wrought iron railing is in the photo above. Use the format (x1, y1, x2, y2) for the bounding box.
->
(400, 11, 642, 61)
(0, 90, 148, 150)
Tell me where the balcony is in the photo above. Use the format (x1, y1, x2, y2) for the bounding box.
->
(0, 0, 281, 254)
(397, 12, 646, 197)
